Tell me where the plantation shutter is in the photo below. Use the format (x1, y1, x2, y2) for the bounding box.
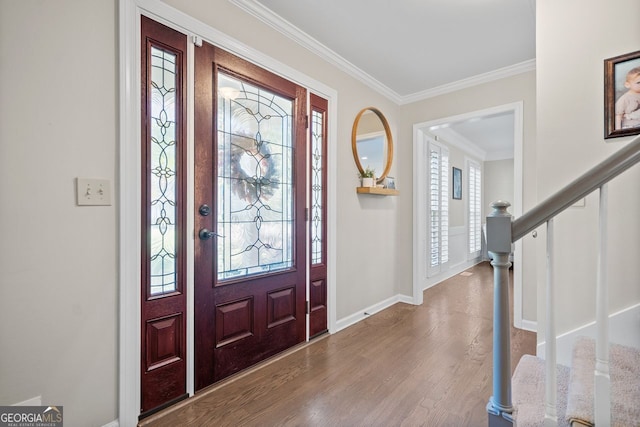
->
(428, 141, 449, 277)
(468, 160, 482, 256)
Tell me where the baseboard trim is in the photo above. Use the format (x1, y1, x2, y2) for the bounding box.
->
(334, 293, 412, 333)
(424, 258, 483, 291)
(537, 302, 640, 367)
(397, 294, 414, 305)
(102, 421, 119, 427)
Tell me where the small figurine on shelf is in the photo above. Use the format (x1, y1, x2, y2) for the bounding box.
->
(359, 166, 375, 187)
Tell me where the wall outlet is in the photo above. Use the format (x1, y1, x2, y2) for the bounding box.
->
(76, 178, 112, 206)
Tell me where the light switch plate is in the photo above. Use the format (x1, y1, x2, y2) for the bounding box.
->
(76, 178, 112, 206)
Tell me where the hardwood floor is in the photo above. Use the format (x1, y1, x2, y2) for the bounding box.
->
(141, 262, 536, 427)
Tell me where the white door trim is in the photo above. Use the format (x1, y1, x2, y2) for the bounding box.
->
(119, 1, 338, 424)
(412, 102, 525, 329)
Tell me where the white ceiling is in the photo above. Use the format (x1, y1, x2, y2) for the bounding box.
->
(231, 0, 536, 158)
(428, 110, 515, 161)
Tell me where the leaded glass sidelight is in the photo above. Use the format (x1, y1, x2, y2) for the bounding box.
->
(149, 46, 178, 296)
(217, 73, 294, 281)
(311, 109, 324, 265)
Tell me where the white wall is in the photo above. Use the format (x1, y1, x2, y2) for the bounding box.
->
(536, 0, 640, 341)
(484, 159, 514, 216)
(0, 0, 118, 424)
(449, 144, 476, 228)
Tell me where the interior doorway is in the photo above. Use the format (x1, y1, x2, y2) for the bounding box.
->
(412, 102, 525, 329)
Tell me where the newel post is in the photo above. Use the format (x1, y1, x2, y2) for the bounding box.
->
(486, 201, 514, 427)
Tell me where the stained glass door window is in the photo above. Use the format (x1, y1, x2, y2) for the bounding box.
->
(310, 109, 324, 265)
(216, 73, 294, 281)
(149, 46, 178, 295)
(308, 94, 328, 338)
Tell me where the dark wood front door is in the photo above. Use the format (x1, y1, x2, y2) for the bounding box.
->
(194, 41, 308, 389)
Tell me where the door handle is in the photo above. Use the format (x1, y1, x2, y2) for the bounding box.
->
(199, 228, 223, 240)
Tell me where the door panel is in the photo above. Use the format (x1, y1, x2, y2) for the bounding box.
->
(140, 16, 187, 415)
(309, 94, 328, 338)
(145, 314, 183, 371)
(194, 41, 307, 389)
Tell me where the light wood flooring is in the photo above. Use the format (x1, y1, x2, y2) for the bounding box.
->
(141, 262, 536, 427)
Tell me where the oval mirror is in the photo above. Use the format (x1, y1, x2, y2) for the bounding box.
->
(351, 107, 394, 184)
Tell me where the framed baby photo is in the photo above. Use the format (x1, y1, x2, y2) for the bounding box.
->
(604, 50, 640, 139)
(452, 167, 462, 200)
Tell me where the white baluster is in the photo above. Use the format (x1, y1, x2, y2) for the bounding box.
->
(595, 184, 611, 425)
(544, 219, 558, 427)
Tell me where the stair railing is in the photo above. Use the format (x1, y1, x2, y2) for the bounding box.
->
(486, 135, 640, 427)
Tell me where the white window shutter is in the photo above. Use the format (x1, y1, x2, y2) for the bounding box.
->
(468, 161, 482, 256)
(427, 141, 449, 277)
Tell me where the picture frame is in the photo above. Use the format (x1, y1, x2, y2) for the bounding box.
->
(604, 50, 640, 139)
(384, 176, 395, 189)
(452, 167, 462, 200)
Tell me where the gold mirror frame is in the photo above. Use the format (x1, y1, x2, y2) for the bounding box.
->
(351, 107, 394, 184)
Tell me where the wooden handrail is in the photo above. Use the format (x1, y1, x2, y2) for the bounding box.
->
(512, 135, 640, 242)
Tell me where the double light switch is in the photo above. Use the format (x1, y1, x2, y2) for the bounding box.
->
(76, 178, 112, 206)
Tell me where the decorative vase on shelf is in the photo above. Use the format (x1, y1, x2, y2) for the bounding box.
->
(362, 177, 374, 187)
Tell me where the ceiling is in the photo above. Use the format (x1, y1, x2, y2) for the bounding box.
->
(231, 0, 536, 158)
(428, 110, 515, 161)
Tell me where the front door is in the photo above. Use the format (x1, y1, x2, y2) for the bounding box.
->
(194, 41, 308, 389)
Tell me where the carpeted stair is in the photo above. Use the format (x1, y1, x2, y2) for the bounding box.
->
(512, 337, 640, 427)
(512, 355, 571, 427)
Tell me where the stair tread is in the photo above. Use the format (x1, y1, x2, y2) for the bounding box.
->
(512, 354, 571, 427)
(566, 336, 640, 427)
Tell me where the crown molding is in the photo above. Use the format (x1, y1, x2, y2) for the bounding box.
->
(229, 0, 404, 104)
(229, 0, 536, 106)
(400, 59, 536, 105)
(432, 128, 487, 161)
(485, 149, 515, 161)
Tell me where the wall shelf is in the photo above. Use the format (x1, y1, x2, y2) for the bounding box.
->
(356, 187, 399, 196)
